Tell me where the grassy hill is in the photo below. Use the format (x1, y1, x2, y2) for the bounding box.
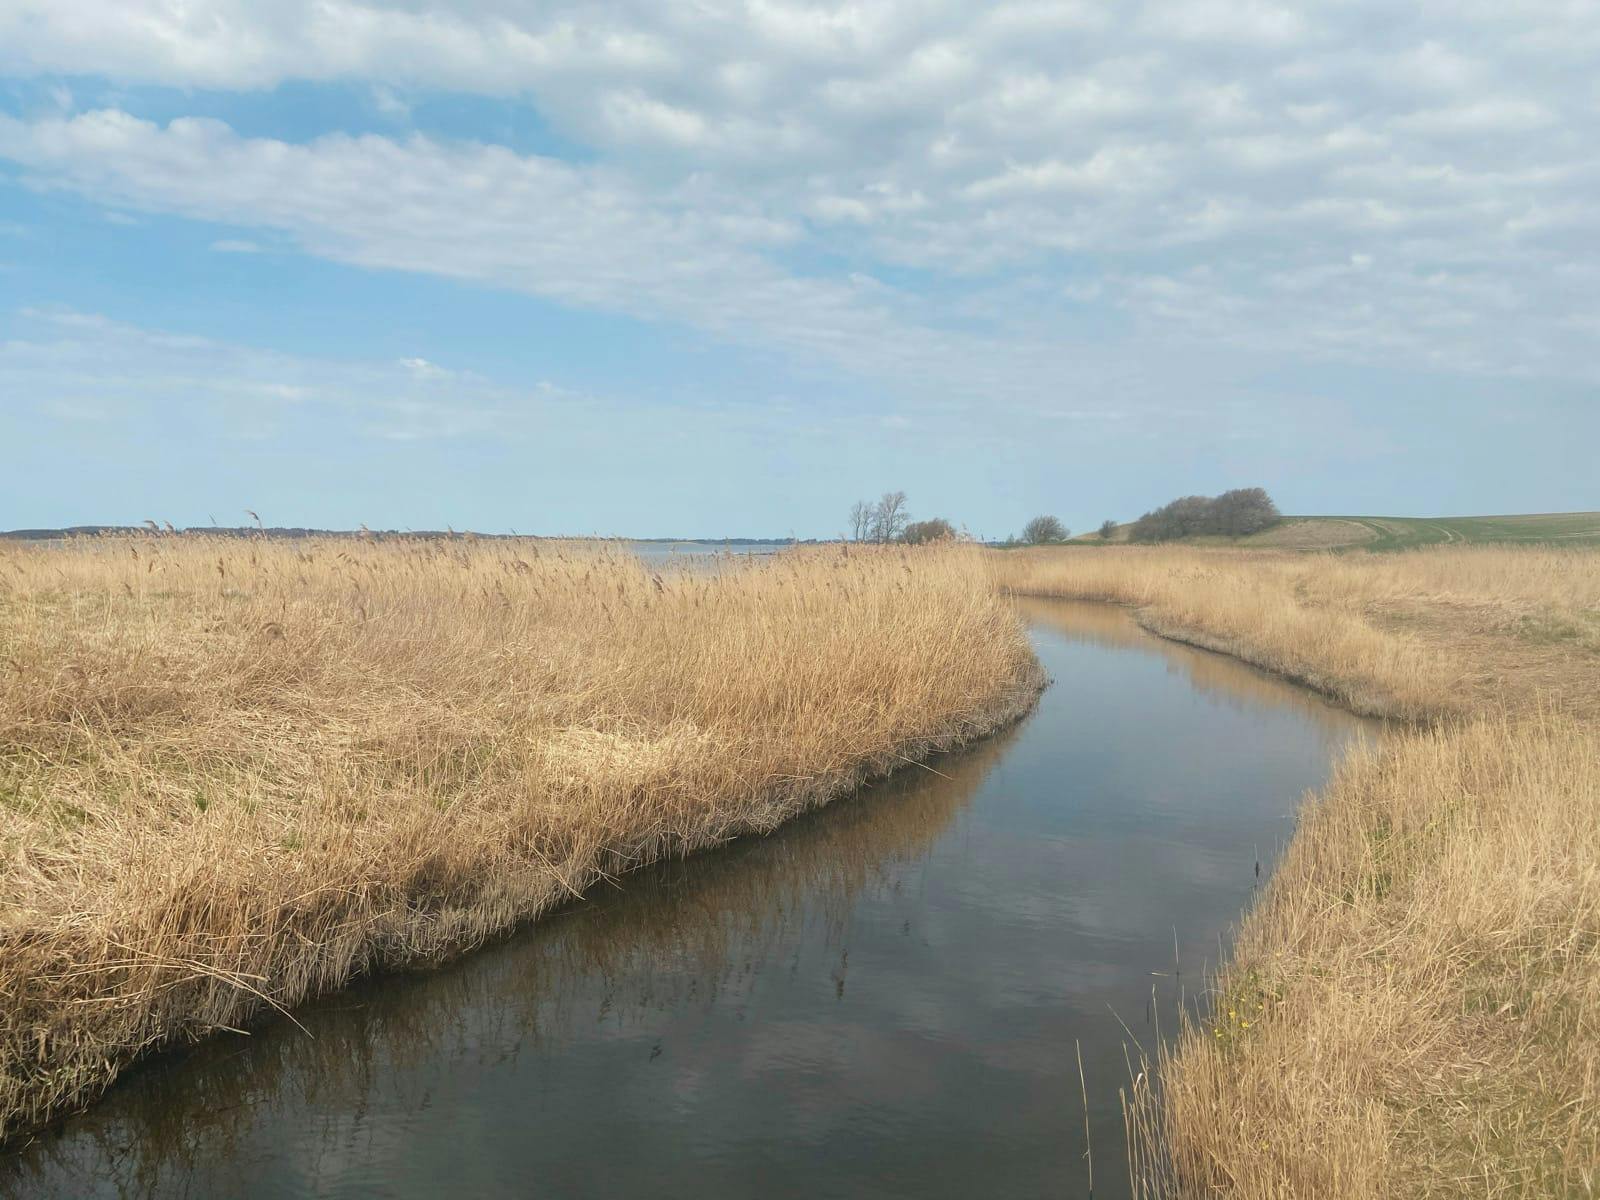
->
(1076, 512, 1600, 550)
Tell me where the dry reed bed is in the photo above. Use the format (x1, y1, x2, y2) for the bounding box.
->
(995, 545, 1600, 1198)
(1130, 714, 1600, 1198)
(0, 537, 1041, 1141)
(8, 715, 1017, 1195)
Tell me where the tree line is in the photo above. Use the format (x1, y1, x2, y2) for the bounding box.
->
(848, 492, 960, 544)
(848, 492, 1072, 545)
(845, 487, 1279, 546)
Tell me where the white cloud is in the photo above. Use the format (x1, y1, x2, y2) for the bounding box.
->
(1, 306, 547, 442)
(1394, 98, 1554, 137)
(0, 108, 1012, 395)
(0, 1, 1597, 392)
(400, 357, 444, 377)
(209, 238, 262, 253)
(597, 91, 710, 147)
(368, 85, 411, 119)
(965, 146, 1168, 199)
(1144, 0, 1310, 46)
(7, 306, 1109, 461)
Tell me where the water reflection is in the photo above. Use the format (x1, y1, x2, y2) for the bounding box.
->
(7, 734, 1015, 1199)
(4, 603, 1375, 1200)
(1016, 597, 1359, 735)
(628, 540, 787, 565)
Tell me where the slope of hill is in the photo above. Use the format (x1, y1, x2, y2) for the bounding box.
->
(1268, 512, 1600, 550)
(1075, 512, 1600, 550)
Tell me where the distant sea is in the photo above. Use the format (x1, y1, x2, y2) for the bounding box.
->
(625, 541, 789, 562)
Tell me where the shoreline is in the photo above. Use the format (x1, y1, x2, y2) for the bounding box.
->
(996, 545, 1600, 1197)
(2, 672, 1046, 1152)
(0, 541, 1044, 1146)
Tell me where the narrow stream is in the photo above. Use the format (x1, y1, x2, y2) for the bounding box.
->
(3, 600, 1376, 1200)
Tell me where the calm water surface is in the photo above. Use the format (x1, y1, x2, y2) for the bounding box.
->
(3, 601, 1375, 1200)
(627, 541, 788, 564)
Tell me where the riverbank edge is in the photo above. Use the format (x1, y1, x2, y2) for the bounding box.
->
(2, 664, 1048, 1151)
(1010, 590, 1437, 724)
(1132, 609, 1416, 720)
(1002, 579, 1596, 1195)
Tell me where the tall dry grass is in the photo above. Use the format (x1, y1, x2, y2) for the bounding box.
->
(0, 536, 1041, 1141)
(996, 545, 1600, 1198)
(1130, 714, 1600, 1198)
(996, 544, 1600, 719)
(7, 718, 1020, 1197)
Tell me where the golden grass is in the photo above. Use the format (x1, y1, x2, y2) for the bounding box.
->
(8, 719, 1019, 1195)
(1131, 715, 1600, 1198)
(995, 545, 1600, 1198)
(0, 536, 1041, 1141)
(996, 544, 1600, 719)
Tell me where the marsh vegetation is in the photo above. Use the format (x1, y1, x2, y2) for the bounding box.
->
(0, 537, 1040, 1141)
(4, 595, 1369, 1200)
(997, 544, 1600, 1197)
(4, 534, 1596, 1199)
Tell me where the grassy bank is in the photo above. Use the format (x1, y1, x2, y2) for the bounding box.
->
(0, 537, 1042, 1142)
(1081, 511, 1600, 551)
(1300, 512, 1600, 550)
(995, 545, 1600, 1197)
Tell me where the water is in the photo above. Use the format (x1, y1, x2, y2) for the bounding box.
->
(2, 601, 1375, 1200)
(627, 541, 789, 564)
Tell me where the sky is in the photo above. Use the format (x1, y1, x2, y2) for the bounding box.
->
(0, 1, 1596, 538)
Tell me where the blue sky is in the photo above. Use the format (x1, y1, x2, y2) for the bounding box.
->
(1, 2, 1596, 538)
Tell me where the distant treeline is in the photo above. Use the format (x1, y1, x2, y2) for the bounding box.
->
(846, 491, 1072, 547)
(0, 526, 801, 544)
(1130, 488, 1281, 542)
(0, 526, 525, 541)
(847, 493, 981, 545)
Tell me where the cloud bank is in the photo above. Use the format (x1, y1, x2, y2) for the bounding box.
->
(1, 1, 1596, 480)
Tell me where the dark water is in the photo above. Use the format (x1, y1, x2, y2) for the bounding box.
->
(3, 601, 1374, 1200)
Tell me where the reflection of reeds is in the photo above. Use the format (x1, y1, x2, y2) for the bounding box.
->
(998, 543, 1600, 721)
(4, 724, 1014, 1195)
(996, 547, 1600, 1197)
(1015, 598, 1372, 739)
(0, 537, 1041, 1141)
(1128, 716, 1600, 1198)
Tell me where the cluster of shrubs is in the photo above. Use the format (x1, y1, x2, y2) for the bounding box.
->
(1130, 488, 1281, 542)
(903, 517, 956, 544)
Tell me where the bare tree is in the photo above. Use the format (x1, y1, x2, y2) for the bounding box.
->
(1098, 519, 1118, 540)
(1022, 515, 1068, 544)
(869, 490, 910, 543)
(848, 500, 872, 542)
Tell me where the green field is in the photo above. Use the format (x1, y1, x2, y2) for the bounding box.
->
(1273, 512, 1600, 550)
(1075, 511, 1600, 550)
